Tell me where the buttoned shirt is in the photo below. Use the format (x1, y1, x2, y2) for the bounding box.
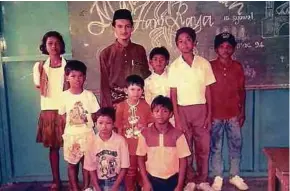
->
(144, 70, 170, 105)
(210, 59, 245, 119)
(168, 55, 216, 106)
(99, 40, 151, 107)
(136, 124, 191, 179)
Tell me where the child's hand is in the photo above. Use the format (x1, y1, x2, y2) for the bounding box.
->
(137, 123, 145, 131)
(143, 181, 153, 191)
(110, 184, 119, 191)
(174, 185, 183, 191)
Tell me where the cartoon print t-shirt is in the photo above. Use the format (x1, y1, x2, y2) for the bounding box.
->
(84, 132, 130, 180)
(58, 89, 100, 135)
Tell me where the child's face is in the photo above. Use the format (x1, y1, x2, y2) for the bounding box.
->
(113, 19, 133, 41)
(150, 54, 168, 74)
(216, 42, 234, 59)
(125, 84, 143, 102)
(66, 70, 85, 90)
(96, 116, 114, 139)
(152, 105, 173, 124)
(176, 33, 195, 54)
(46, 36, 61, 56)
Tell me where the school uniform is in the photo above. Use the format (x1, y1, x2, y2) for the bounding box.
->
(168, 55, 216, 183)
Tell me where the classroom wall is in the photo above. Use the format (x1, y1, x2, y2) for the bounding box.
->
(0, 2, 289, 184)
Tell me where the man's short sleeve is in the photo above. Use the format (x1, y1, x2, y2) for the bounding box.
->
(176, 134, 191, 158)
(136, 134, 148, 156)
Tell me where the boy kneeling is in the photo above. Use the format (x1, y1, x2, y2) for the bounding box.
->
(137, 95, 191, 191)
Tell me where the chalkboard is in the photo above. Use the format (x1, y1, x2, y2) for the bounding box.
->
(68, 1, 289, 92)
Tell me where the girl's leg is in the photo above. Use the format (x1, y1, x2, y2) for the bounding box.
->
(49, 147, 61, 189)
(68, 163, 80, 191)
(80, 156, 90, 189)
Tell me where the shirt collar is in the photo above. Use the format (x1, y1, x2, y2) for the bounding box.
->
(43, 56, 66, 71)
(114, 39, 133, 49)
(96, 131, 116, 143)
(151, 123, 174, 135)
(151, 70, 167, 78)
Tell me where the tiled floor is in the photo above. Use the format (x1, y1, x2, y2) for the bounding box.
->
(0, 177, 268, 191)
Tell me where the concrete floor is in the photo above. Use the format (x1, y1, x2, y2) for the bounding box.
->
(0, 177, 268, 191)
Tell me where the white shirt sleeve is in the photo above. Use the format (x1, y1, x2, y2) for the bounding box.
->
(144, 79, 153, 105)
(167, 63, 178, 88)
(33, 62, 40, 86)
(88, 91, 100, 113)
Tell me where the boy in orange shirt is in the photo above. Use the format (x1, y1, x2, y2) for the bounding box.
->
(137, 95, 190, 191)
(115, 74, 153, 191)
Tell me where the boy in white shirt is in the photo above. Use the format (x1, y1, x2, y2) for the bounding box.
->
(144, 47, 175, 125)
(144, 46, 170, 105)
(58, 60, 100, 191)
(84, 107, 130, 191)
(168, 27, 216, 191)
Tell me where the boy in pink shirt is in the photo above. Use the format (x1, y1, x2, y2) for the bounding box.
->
(137, 95, 191, 191)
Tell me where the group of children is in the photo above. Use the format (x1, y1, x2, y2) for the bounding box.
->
(33, 8, 249, 191)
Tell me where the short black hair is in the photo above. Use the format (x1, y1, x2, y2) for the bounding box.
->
(149, 46, 170, 61)
(64, 60, 87, 76)
(112, 9, 134, 27)
(96, 107, 116, 122)
(125, 74, 144, 89)
(151, 95, 173, 112)
(175, 27, 196, 45)
(39, 31, 65, 55)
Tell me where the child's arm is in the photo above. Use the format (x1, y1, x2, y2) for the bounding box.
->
(115, 103, 124, 135)
(238, 64, 246, 127)
(138, 155, 153, 191)
(144, 80, 153, 105)
(84, 142, 101, 191)
(204, 86, 212, 129)
(170, 87, 182, 130)
(136, 134, 152, 191)
(89, 170, 101, 191)
(111, 168, 127, 191)
(175, 133, 191, 191)
(111, 137, 130, 190)
(32, 61, 41, 89)
(175, 157, 187, 191)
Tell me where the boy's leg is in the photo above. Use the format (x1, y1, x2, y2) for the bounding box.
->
(49, 147, 61, 190)
(68, 163, 80, 191)
(210, 119, 225, 177)
(178, 106, 195, 184)
(190, 105, 210, 184)
(80, 157, 90, 189)
(125, 155, 138, 191)
(225, 117, 242, 177)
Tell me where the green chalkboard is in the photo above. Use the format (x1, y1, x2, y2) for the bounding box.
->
(68, 1, 289, 91)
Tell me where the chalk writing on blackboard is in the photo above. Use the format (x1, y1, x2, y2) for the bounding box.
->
(88, 1, 214, 48)
(218, 1, 245, 15)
